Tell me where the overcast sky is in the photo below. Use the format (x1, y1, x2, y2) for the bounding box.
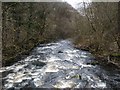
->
(64, 0, 91, 9)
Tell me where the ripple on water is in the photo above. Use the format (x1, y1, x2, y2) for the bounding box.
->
(2, 40, 109, 89)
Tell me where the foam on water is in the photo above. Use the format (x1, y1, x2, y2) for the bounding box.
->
(1, 40, 108, 89)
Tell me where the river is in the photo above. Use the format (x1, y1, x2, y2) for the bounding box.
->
(0, 40, 120, 89)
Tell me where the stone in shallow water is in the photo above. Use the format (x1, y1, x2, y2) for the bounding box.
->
(31, 60, 46, 67)
(58, 51, 63, 53)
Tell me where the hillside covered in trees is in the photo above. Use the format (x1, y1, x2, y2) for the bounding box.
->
(2, 2, 79, 66)
(73, 2, 120, 67)
(1, 1, 120, 89)
(2, 2, 120, 67)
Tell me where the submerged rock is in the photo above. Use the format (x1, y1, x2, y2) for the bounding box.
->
(58, 51, 63, 53)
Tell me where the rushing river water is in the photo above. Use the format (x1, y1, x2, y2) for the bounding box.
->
(0, 40, 120, 89)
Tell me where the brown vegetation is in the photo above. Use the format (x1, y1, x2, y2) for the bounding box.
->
(2, 2, 78, 66)
(2, 2, 120, 67)
(74, 2, 120, 67)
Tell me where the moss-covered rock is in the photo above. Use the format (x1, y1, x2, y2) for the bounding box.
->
(71, 74, 81, 80)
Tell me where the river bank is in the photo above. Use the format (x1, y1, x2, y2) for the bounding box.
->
(2, 38, 51, 67)
(3, 38, 120, 69)
(74, 44, 120, 70)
